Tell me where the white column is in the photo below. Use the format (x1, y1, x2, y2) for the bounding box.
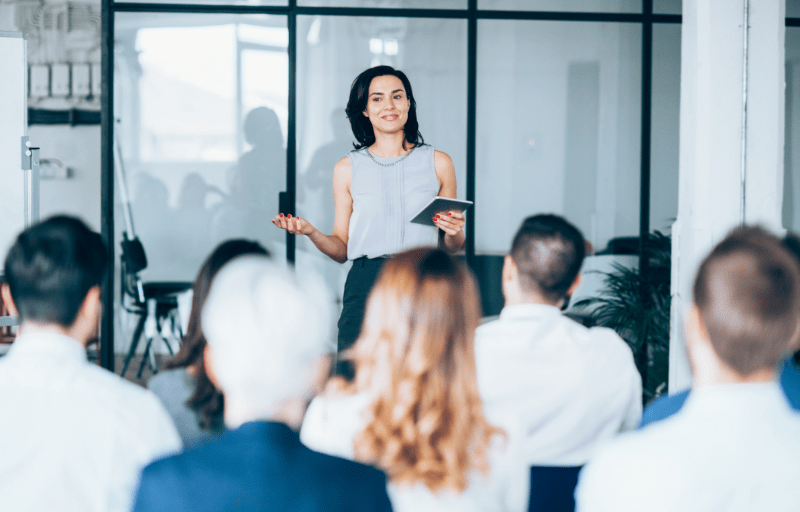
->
(670, 0, 786, 392)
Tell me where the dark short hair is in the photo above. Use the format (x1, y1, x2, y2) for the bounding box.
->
(166, 239, 269, 430)
(693, 226, 800, 376)
(509, 214, 586, 303)
(345, 65, 424, 150)
(3, 215, 107, 327)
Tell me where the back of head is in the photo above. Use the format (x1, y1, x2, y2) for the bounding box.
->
(3, 216, 107, 327)
(201, 256, 333, 415)
(693, 226, 800, 376)
(510, 214, 586, 303)
(351, 248, 497, 493)
(169, 239, 270, 370)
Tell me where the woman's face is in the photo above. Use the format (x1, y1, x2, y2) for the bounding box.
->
(363, 74, 411, 136)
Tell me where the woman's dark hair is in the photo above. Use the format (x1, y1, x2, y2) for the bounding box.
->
(345, 65, 424, 150)
(166, 239, 269, 430)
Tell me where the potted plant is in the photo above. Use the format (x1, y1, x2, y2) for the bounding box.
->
(573, 232, 671, 404)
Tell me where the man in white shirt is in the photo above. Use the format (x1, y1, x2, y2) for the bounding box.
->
(575, 226, 800, 512)
(0, 216, 181, 512)
(475, 214, 642, 467)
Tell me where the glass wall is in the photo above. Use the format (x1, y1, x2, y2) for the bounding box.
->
(478, 0, 640, 13)
(115, 13, 288, 284)
(650, 23, 681, 233)
(653, 0, 680, 15)
(106, 1, 687, 361)
(784, 27, 800, 231)
(298, 0, 466, 8)
(295, 15, 467, 300)
(475, 20, 642, 255)
(113, 13, 289, 354)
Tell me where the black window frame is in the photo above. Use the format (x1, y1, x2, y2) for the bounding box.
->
(100, 0, 688, 371)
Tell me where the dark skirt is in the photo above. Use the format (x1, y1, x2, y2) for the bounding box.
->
(337, 256, 387, 353)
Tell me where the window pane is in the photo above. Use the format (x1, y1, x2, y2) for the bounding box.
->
(120, 0, 285, 6)
(296, 15, 467, 301)
(653, 0, 681, 15)
(478, 0, 641, 13)
(476, 20, 642, 255)
(114, 12, 288, 282)
(784, 27, 800, 230)
(299, 0, 465, 8)
(789, 0, 800, 18)
(650, 23, 681, 233)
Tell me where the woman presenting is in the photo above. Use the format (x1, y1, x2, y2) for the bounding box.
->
(273, 65, 465, 353)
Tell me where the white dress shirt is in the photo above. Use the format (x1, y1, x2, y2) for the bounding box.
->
(575, 382, 800, 512)
(0, 331, 182, 512)
(475, 303, 642, 466)
(300, 392, 530, 512)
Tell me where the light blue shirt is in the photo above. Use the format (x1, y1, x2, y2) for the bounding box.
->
(347, 144, 440, 260)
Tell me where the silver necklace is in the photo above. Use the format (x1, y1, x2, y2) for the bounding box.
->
(366, 146, 414, 167)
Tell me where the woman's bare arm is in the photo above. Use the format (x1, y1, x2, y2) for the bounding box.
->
(273, 157, 352, 264)
(433, 150, 466, 253)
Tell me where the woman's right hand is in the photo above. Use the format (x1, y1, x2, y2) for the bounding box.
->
(272, 214, 316, 236)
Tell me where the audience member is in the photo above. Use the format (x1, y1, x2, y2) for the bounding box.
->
(147, 239, 269, 445)
(576, 226, 800, 512)
(475, 214, 641, 470)
(301, 248, 529, 512)
(640, 233, 800, 428)
(133, 256, 393, 512)
(0, 216, 181, 512)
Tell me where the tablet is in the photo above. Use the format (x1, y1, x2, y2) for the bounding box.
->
(410, 197, 473, 226)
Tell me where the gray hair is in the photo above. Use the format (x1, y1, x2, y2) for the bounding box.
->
(202, 256, 334, 414)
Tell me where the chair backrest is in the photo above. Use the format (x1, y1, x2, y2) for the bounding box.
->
(528, 466, 583, 512)
(120, 236, 147, 303)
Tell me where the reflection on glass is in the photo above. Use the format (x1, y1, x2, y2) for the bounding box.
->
(784, 28, 800, 231)
(114, 12, 288, 287)
(298, 0, 465, 8)
(478, 0, 640, 13)
(296, 15, 467, 300)
(475, 20, 642, 255)
(653, 0, 681, 15)
(650, 24, 681, 233)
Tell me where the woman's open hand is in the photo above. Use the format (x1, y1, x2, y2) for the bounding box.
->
(272, 214, 316, 236)
(433, 211, 465, 237)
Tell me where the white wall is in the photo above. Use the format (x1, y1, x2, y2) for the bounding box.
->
(31, 125, 101, 230)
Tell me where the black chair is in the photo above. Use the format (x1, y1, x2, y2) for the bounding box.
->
(528, 466, 583, 512)
(119, 235, 192, 378)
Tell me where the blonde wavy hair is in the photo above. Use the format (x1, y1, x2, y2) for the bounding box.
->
(339, 247, 502, 494)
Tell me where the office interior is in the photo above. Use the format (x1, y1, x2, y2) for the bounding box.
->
(1, 0, 798, 399)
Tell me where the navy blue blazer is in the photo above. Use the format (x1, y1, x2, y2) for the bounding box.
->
(133, 421, 393, 512)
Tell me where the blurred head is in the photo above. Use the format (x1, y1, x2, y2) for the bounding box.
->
(2, 216, 107, 338)
(169, 239, 269, 371)
(346, 65, 424, 150)
(690, 226, 800, 378)
(348, 248, 498, 493)
(202, 256, 334, 425)
(505, 214, 586, 305)
(167, 240, 269, 430)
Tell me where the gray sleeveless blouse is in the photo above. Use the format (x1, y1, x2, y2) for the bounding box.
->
(347, 144, 440, 260)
